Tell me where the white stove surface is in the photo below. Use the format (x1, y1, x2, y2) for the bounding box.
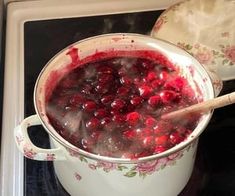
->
(0, 0, 181, 195)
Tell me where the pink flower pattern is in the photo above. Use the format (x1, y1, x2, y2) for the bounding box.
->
(194, 48, 213, 65)
(74, 172, 82, 181)
(45, 153, 55, 161)
(96, 161, 118, 172)
(23, 144, 37, 159)
(223, 45, 235, 63)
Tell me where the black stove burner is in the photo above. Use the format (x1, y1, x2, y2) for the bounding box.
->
(24, 10, 235, 196)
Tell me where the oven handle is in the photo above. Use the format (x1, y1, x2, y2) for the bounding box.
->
(14, 114, 66, 161)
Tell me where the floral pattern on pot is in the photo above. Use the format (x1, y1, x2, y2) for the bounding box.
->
(74, 172, 82, 181)
(177, 42, 235, 66)
(68, 140, 197, 178)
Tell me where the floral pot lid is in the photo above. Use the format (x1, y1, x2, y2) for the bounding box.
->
(151, 0, 235, 81)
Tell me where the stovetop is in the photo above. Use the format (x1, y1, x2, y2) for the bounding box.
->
(1, 3, 235, 196)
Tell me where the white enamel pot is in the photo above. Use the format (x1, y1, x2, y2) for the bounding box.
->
(14, 33, 222, 196)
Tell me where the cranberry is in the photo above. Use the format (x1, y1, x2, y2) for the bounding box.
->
(153, 145, 166, 154)
(145, 117, 157, 127)
(164, 77, 185, 92)
(86, 118, 100, 130)
(142, 136, 154, 148)
(112, 114, 125, 124)
(126, 112, 141, 126)
(151, 79, 163, 88)
(159, 90, 178, 104)
(100, 117, 111, 126)
(95, 83, 110, 94)
(82, 101, 96, 112)
(145, 71, 157, 82)
(120, 76, 132, 85)
(123, 130, 136, 140)
(169, 132, 183, 145)
(155, 135, 169, 146)
(159, 70, 168, 81)
(138, 85, 152, 98)
(111, 99, 126, 110)
(101, 95, 114, 105)
(130, 96, 143, 106)
(148, 95, 161, 107)
(94, 108, 108, 118)
(117, 86, 130, 96)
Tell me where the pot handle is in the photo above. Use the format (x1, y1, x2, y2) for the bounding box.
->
(14, 114, 66, 161)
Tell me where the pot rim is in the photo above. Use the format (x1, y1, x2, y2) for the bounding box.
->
(34, 33, 215, 164)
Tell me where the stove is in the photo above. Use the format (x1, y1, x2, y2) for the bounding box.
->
(1, 1, 235, 196)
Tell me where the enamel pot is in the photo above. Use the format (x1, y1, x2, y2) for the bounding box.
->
(14, 33, 222, 196)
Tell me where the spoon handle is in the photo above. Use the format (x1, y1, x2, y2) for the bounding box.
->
(162, 92, 235, 120)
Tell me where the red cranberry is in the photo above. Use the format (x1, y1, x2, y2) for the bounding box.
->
(111, 99, 126, 110)
(169, 132, 183, 145)
(90, 131, 101, 140)
(123, 130, 137, 140)
(117, 86, 130, 96)
(155, 135, 169, 146)
(95, 83, 110, 94)
(159, 70, 169, 81)
(148, 95, 161, 107)
(94, 108, 108, 118)
(112, 114, 125, 124)
(159, 90, 178, 104)
(82, 101, 96, 112)
(145, 117, 157, 127)
(142, 136, 154, 148)
(86, 118, 100, 130)
(126, 112, 141, 126)
(164, 77, 185, 92)
(145, 71, 157, 82)
(100, 117, 112, 127)
(130, 96, 143, 106)
(151, 79, 163, 88)
(120, 76, 132, 85)
(101, 95, 114, 105)
(153, 145, 166, 154)
(138, 85, 152, 98)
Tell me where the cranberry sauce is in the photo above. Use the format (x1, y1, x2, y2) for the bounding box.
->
(46, 55, 200, 158)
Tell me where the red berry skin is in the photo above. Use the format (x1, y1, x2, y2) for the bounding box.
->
(126, 112, 141, 126)
(153, 145, 166, 154)
(169, 132, 183, 145)
(123, 130, 137, 140)
(111, 99, 126, 110)
(159, 90, 178, 104)
(164, 77, 185, 92)
(82, 101, 96, 112)
(155, 135, 169, 146)
(94, 108, 108, 119)
(138, 85, 152, 98)
(145, 117, 157, 127)
(159, 70, 168, 81)
(101, 95, 114, 105)
(130, 96, 143, 107)
(142, 136, 154, 148)
(86, 118, 100, 130)
(148, 95, 161, 107)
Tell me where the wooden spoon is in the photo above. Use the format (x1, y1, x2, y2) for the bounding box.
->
(161, 92, 235, 120)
